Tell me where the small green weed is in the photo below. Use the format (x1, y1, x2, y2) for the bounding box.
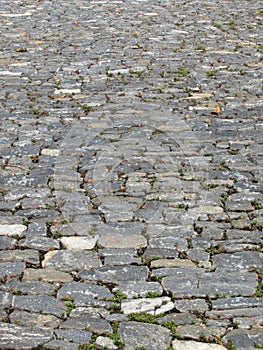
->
(128, 312, 156, 324)
(109, 322, 125, 348)
(164, 320, 177, 337)
(146, 291, 161, 298)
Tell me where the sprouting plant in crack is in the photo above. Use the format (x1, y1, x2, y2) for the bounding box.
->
(164, 320, 177, 337)
(62, 296, 76, 316)
(128, 312, 157, 324)
(109, 322, 125, 348)
(193, 222, 203, 235)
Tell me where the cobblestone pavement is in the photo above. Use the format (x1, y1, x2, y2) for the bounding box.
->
(0, 0, 262, 349)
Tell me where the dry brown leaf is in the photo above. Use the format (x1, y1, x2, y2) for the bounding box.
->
(15, 47, 27, 52)
(213, 106, 221, 115)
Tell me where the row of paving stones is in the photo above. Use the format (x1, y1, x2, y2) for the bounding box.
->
(0, 0, 263, 349)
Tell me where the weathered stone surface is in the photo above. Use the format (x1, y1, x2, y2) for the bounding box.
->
(175, 299, 208, 313)
(95, 336, 118, 350)
(42, 250, 101, 271)
(222, 329, 263, 350)
(0, 249, 40, 264)
(0, 224, 27, 237)
(1, 280, 55, 296)
(207, 307, 263, 320)
(213, 251, 263, 271)
(43, 340, 79, 350)
(61, 315, 112, 334)
(10, 310, 60, 327)
(199, 271, 258, 297)
(115, 281, 163, 298)
(151, 258, 195, 268)
(172, 340, 228, 350)
(119, 321, 172, 350)
(98, 234, 147, 249)
(79, 265, 148, 284)
(0, 291, 12, 309)
(54, 328, 92, 343)
(12, 295, 66, 317)
(0, 322, 52, 349)
(162, 274, 200, 298)
(22, 268, 73, 283)
(57, 282, 112, 306)
(212, 296, 263, 310)
(121, 297, 174, 315)
(0, 262, 25, 279)
(60, 235, 99, 250)
(176, 324, 226, 341)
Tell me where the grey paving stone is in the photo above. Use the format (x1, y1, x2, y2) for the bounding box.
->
(54, 328, 92, 344)
(61, 315, 112, 334)
(176, 324, 226, 341)
(0, 236, 16, 250)
(175, 298, 208, 313)
(115, 281, 163, 298)
(0, 322, 52, 349)
(212, 297, 263, 310)
(10, 310, 61, 328)
(57, 281, 112, 307)
(79, 265, 148, 284)
(43, 340, 79, 350)
(0, 291, 12, 309)
(22, 268, 73, 283)
(0, 249, 40, 264)
(222, 329, 263, 350)
(12, 295, 66, 318)
(199, 271, 258, 297)
(213, 251, 263, 271)
(1, 280, 55, 296)
(42, 249, 101, 271)
(0, 261, 25, 280)
(119, 321, 172, 350)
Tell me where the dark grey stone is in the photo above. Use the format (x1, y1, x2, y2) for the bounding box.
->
(119, 321, 171, 350)
(0, 322, 52, 349)
(213, 251, 263, 271)
(61, 315, 112, 334)
(222, 329, 263, 350)
(54, 328, 92, 343)
(79, 265, 148, 284)
(43, 250, 101, 272)
(0, 262, 25, 280)
(57, 282, 112, 307)
(12, 295, 66, 318)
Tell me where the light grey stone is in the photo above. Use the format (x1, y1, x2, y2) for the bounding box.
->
(0, 224, 27, 237)
(172, 340, 228, 350)
(22, 268, 73, 283)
